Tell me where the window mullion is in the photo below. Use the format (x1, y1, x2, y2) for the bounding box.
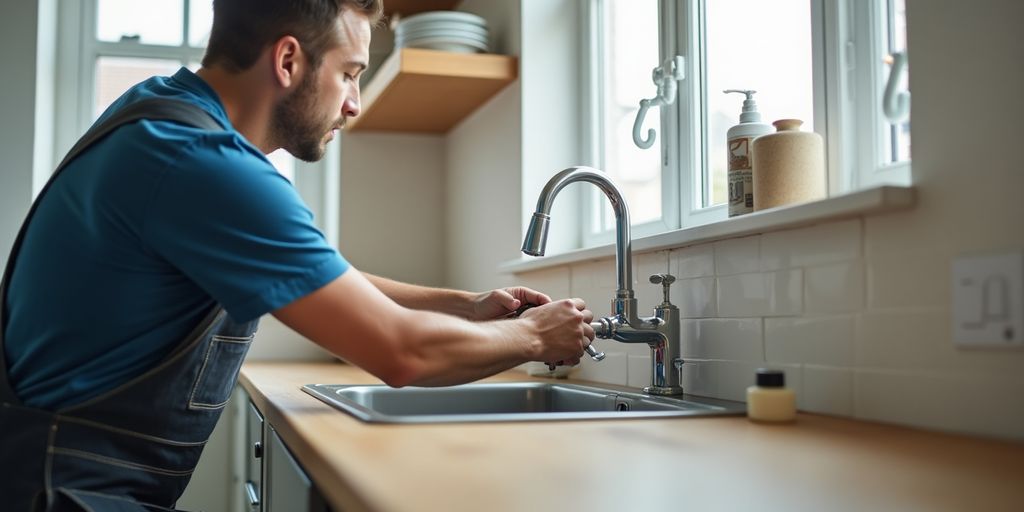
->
(183, 0, 191, 59)
(820, 0, 852, 196)
(80, 0, 100, 135)
(658, 0, 680, 231)
(853, 0, 884, 188)
(92, 41, 203, 62)
(580, 0, 604, 247)
(676, 0, 723, 228)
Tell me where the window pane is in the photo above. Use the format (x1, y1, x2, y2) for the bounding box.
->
(704, 0, 814, 207)
(600, 0, 662, 230)
(267, 149, 296, 183)
(885, 0, 910, 163)
(94, 57, 181, 119)
(97, 0, 184, 46)
(188, 0, 214, 47)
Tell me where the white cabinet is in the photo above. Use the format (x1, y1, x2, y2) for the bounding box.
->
(244, 401, 264, 512)
(265, 427, 330, 512)
(237, 390, 329, 512)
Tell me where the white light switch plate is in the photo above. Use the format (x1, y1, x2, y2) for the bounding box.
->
(952, 251, 1024, 347)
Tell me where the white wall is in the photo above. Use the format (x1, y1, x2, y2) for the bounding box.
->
(442, 0, 587, 293)
(0, 0, 55, 272)
(439, 0, 523, 293)
(339, 132, 447, 286)
(510, 0, 1024, 440)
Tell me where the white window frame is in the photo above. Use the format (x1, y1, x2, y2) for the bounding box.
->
(580, 0, 681, 248)
(52, 0, 340, 246)
(581, 0, 911, 247)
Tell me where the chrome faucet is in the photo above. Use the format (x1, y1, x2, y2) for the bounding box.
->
(522, 166, 684, 396)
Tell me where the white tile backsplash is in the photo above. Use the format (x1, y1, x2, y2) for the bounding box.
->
(765, 316, 856, 366)
(864, 215, 949, 309)
(717, 269, 802, 317)
(760, 219, 862, 270)
(671, 243, 716, 278)
(856, 309, 950, 371)
(569, 259, 616, 317)
(855, 310, 1024, 376)
(672, 276, 716, 318)
(804, 260, 865, 313)
(681, 359, 714, 397)
(865, 256, 949, 310)
(575, 351, 627, 386)
(626, 354, 650, 389)
(713, 236, 760, 275)
(683, 318, 764, 361)
(854, 369, 1024, 440)
(801, 365, 854, 416)
(515, 266, 571, 302)
(514, 213, 1021, 440)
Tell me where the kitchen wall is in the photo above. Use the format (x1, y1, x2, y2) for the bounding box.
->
(503, 0, 1024, 440)
(0, 0, 56, 273)
(339, 132, 447, 287)
(444, 0, 585, 292)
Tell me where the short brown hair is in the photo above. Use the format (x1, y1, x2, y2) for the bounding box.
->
(202, 0, 384, 72)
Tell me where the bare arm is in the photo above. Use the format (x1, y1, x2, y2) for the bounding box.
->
(363, 273, 476, 317)
(363, 272, 552, 321)
(273, 268, 593, 387)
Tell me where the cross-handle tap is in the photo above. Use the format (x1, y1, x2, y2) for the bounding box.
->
(650, 273, 676, 306)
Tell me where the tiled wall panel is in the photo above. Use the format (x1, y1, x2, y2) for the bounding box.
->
(515, 216, 1024, 440)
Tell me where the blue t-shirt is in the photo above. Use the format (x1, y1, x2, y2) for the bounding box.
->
(3, 68, 349, 409)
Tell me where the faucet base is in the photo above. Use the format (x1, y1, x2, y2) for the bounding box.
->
(643, 385, 684, 396)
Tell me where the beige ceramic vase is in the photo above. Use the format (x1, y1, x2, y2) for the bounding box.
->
(751, 119, 826, 211)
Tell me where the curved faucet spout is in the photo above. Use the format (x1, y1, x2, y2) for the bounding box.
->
(523, 167, 684, 395)
(522, 166, 633, 299)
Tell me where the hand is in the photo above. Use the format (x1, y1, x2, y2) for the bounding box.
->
(519, 298, 594, 367)
(471, 286, 552, 321)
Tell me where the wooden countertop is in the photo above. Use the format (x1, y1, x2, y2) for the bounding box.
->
(240, 362, 1024, 512)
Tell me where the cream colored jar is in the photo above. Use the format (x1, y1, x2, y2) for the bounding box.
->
(747, 369, 796, 423)
(751, 119, 826, 211)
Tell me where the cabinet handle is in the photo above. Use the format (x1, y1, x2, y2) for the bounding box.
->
(253, 441, 263, 459)
(245, 481, 260, 509)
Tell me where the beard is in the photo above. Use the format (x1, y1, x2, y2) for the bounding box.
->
(269, 72, 343, 162)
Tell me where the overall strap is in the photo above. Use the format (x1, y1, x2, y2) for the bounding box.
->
(0, 98, 224, 405)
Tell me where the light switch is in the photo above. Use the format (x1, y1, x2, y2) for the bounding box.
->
(952, 251, 1023, 347)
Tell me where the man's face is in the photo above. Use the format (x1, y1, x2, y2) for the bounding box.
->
(271, 8, 371, 162)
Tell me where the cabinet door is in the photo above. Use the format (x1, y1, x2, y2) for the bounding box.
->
(245, 401, 264, 512)
(265, 427, 329, 512)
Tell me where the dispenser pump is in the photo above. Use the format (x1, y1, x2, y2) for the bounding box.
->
(724, 89, 762, 123)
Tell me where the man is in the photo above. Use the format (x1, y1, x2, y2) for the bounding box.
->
(0, 0, 594, 509)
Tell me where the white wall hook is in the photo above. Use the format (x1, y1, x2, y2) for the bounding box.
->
(882, 51, 910, 123)
(632, 56, 685, 149)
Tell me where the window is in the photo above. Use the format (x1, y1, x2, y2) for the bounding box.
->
(60, 0, 296, 181)
(584, 0, 911, 243)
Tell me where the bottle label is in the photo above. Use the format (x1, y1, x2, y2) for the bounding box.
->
(728, 136, 754, 217)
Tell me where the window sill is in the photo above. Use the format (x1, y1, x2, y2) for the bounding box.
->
(499, 185, 916, 274)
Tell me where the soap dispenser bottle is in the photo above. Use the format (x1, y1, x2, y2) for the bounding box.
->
(724, 90, 772, 217)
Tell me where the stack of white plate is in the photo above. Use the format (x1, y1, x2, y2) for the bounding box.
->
(395, 11, 489, 54)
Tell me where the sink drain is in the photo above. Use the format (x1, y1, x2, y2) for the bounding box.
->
(615, 402, 630, 412)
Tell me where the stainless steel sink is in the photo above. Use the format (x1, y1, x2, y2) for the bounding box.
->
(302, 382, 745, 423)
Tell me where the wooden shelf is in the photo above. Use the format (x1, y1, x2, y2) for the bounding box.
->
(348, 48, 518, 134)
(384, 0, 461, 18)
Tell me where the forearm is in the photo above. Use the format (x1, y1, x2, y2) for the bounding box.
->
(364, 272, 477, 318)
(273, 270, 586, 389)
(394, 310, 538, 387)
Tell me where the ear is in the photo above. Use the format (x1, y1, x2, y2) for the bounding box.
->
(270, 35, 305, 90)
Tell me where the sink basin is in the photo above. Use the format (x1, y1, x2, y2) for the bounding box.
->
(302, 382, 745, 423)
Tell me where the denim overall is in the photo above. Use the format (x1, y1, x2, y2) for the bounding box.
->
(0, 99, 260, 511)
